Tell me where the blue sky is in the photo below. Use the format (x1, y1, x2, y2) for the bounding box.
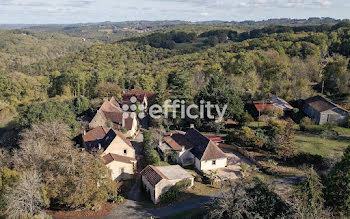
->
(0, 0, 349, 24)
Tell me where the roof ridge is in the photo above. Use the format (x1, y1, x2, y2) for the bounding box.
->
(149, 165, 168, 180)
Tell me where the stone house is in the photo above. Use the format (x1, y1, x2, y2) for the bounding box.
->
(82, 126, 137, 181)
(89, 97, 138, 138)
(303, 95, 349, 125)
(157, 128, 227, 172)
(140, 165, 194, 204)
(122, 89, 157, 112)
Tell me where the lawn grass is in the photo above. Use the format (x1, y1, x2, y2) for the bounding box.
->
(333, 126, 350, 136)
(295, 134, 350, 158)
(158, 161, 171, 166)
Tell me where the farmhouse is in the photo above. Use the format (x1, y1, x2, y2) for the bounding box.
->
(82, 127, 137, 181)
(89, 97, 138, 137)
(303, 95, 349, 125)
(157, 128, 227, 172)
(140, 165, 194, 204)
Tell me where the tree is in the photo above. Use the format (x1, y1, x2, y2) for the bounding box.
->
(17, 99, 81, 135)
(267, 119, 298, 160)
(325, 146, 350, 216)
(209, 178, 292, 219)
(13, 122, 118, 210)
(225, 127, 264, 148)
(168, 70, 192, 101)
(70, 96, 91, 115)
(94, 82, 122, 99)
(196, 72, 245, 122)
(0, 165, 19, 217)
(323, 55, 350, 95)
(293, 168, 331, 219)
(4, 170, 49, 219)
(143, 130, 161, 165)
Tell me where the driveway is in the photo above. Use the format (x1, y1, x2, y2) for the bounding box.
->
(130, 132, 146, 172)
(216, 148, 253, 180)
(94, 187, 223, 219)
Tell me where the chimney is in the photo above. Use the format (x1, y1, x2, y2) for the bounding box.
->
(83, 130, 86, 135)
(190, 124, 195, 129)
(170, 133, 173, 137)
(98, 143, 102, 151)
(182, 146, 185, 152)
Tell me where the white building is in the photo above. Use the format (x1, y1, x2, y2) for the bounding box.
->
(140, 165, 194, 204)
(157, 128, 227, 172)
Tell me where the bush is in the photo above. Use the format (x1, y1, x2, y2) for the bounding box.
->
(225, 127, 264, 148)
(289, 153, 326, 169)
(300, 117, 313, 131)
(143, 130, 161, 165)
(159, 179, 192, 204)
(241, 163, 249, 173)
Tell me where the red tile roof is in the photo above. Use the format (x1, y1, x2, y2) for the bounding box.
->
(140, 165, 168, 187)
(253, 97, 293, 112)
(122, 89, 157, 102)
(103, 153, 136, 165)
(205, 135, 224, 143)
(83, 126, 110, 142)
(164, 132, 194, 151)
(83, 127, 132, 152)
(97, 98, 136, 131)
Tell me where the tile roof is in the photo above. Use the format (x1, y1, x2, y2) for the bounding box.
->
(97, 98, 136, 131)
(164, 132, 194, 151)
(83, 126, 110, 143)
(205, 135, 224, 143)
(122, 89, 157, 103)
(140, 165, 168, 187)
(253, 96, 293, 112)
(103, 153, 137, 165)
(305, 95, 349, 113)
(83, 127, 132, 152)
(185, 129, 226, 161)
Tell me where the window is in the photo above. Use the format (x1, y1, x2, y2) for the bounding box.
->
(124, 149, 127, 155)
(120, 168, 124, 173)
(212, 160, 216, 165)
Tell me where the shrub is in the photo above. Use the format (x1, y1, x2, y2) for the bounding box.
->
(289, 153, 326, 169)
(241, 163, 249, 173)
(300, 117, 313, 131)
(225, 127, 264, 148)
(159, 179, 192, 204)
(143, 130, 161, 165)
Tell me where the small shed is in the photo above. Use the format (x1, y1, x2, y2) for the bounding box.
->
(303, 95, 349, 125)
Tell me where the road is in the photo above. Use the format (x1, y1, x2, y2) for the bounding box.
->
(95, 188, 220, 219)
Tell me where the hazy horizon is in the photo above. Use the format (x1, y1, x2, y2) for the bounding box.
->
(0, 0, 349, 24)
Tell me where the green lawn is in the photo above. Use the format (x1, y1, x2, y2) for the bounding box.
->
(333, 127, 350, 136)
(295, 134, 350, 158)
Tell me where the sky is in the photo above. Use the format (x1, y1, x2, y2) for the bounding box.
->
(0, 0, 349, 24)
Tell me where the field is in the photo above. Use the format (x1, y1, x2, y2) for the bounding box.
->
(295, 134, 350, 158)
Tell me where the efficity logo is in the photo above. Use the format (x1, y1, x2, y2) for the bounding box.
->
(122, 96, 227, 123)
